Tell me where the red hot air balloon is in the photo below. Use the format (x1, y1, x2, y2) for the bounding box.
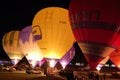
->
(69, 0, 120, 69)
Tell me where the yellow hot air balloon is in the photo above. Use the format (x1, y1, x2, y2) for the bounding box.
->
(2, 30, 24, 65)
(32, 7, 75, 59)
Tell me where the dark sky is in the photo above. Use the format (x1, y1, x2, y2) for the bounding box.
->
(0, 0, 71, 60)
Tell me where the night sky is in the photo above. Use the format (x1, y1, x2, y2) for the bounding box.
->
(0, 0, 71, 60)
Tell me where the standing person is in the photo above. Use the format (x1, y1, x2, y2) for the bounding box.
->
(66, 70, 74, 80)
(88, 71, 94, 79)
(95, 73, 99, 80)
(44, 61, 49, 75)
(26, 65, 31, 74)
(73, 71, 78, 79)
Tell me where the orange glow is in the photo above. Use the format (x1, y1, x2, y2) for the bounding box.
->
(28, 60, 37, 67)
(49, 59, 55, 68)
(32, 7, 75, 59)
(109, 49, 120, 70)
(118, 64, 120, 68)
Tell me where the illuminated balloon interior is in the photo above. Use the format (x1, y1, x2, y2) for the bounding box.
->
(59, 46, 75, 69)
(109, 49, 120, 70)
(32, 7, 75, 59)
(19, 26, 43, 67)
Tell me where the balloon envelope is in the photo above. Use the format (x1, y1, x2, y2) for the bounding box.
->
(2, 30, 24, 64)
(59, 46, 75, 69)
(19, 26, 43, 67)
(99, 56, 109, 65)
(69, 0, 120, 69)
(96, 56, 109, 71)
(32, 7, 75, 59)
(109, 49, 120, 70)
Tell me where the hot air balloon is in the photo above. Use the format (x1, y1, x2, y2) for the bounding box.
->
(59, 46, 75, 69)
(2, 30, 24, 65)
(69, 0, 120, 69)
(19, 26, 43, 67)
(32, 7, 75, 60)
(109, 49, 120, 70)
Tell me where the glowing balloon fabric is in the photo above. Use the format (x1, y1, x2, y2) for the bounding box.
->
(99, 56, 109, 65)
(32, 7, 75, 59)
(19, 26, 43, 66)
(109, 49, 120, 70)
(96, 56, 109, 71)
(59, 46, 75, 69)
(2, 30, 24, 64)
(69, 0, 120, 69)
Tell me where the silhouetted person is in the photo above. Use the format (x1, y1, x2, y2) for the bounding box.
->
(44, 61, 49, 75)
(96, 73, 99, 80)
(26, 65, 31, 74)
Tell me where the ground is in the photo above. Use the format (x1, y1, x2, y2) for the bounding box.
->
(0, 70, 120, 80)
(0, 71, 65, 80)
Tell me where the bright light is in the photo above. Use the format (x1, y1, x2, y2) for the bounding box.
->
(49, 59, 55, 68)
(14, 59, 19, 65)
(75, 63, 80, 66)
(45, 52, 60, 59)
(26, 52, 42, 66)
(118, 64, 120, 68)
(27, 54, 42, 61)
(26, 53, 42, 68)
(96, 64, 103, 71)
(29, 59, 37, 68)
(111, 64, 116, 67)
(104, 64, 109, 67)
(11, 58, 19, 65)
(61, 61, 67, 69)
(11, 56, 21, 60)
(19, 31, 43, 63)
